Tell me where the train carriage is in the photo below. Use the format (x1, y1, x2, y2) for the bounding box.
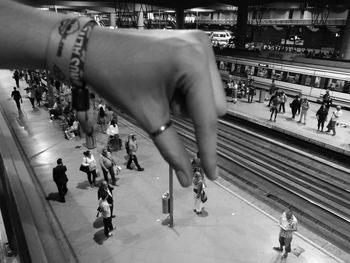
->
(216, 55, 350, 109)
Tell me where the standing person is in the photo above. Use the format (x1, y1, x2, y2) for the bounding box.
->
(247, 80, 255, 103)
(298, 97, 310, 124)
(232, 81, 238, 103)
(106, 119, 119, 151)
(326, 106, 342, 136)
(11, 87, 22, 112)
(81, 151, 98, 188)
(269, 93, 280, 122)
(296, 93, 302, 115)
(34, 85, 42, 106)
(13, 69, 20, 88)
(289, 95, 300, 119)
(278, 91, 287, 113)
(98, 192, 116, 238)
(322, 89, 332, 112)
(268, 80, 278, 107)
(316, 104, 328, 132)
(52, 158, 68, 203)
(28, 86, 36, 108)
(98, 180, 115, 218)
(97, 100, 107, 133)
(126, 134, 144, 171)
(192, 171, 204, 215)
(273, 210, 298, 259)
(100, 148, 117, 185)
(104, 106, 114, 126)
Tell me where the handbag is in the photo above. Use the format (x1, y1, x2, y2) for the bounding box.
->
(79, 164, 89, 173)
(201, 190, 208, 203)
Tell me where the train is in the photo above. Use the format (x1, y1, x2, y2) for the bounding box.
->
(215, 55, 350, 109)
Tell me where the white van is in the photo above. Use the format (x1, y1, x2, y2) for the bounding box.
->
(211, 31, 234, 46)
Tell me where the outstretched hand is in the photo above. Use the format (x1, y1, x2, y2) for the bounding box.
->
(80, 28, 227, 187)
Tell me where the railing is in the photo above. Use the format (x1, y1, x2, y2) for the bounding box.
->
(0, 109, 77, 262)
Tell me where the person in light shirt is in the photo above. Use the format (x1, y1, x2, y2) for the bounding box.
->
(326, 106, 342, 136)
(273, 210, 298, 259)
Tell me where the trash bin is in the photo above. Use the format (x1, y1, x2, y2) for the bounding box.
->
(259, 90, 266, 103)
(162, 192, 170, 214)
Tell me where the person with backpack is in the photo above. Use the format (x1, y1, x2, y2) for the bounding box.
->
(126, 134, 144, 171)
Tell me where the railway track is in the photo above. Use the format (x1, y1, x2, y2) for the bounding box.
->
(171, 114, 350, 253)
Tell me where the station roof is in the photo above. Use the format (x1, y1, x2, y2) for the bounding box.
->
(19, 0, 350, 11)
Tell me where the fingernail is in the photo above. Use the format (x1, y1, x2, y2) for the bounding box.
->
(176, 170, 191, 187)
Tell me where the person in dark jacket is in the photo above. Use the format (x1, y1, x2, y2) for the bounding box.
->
(289, 95, 300, 119)
(316, 104, 328, 132)
(13, 69, 20, 88)
(52, 158, 68, 202)
(11, 87, 22, 112)
(322, 90, 332, 113)
(97, 180, 115, 218)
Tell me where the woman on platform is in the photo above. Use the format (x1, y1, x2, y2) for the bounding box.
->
(81, 151, 98, 188)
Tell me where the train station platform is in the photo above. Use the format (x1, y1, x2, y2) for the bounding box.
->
(226, 92, 350, 157)
(0, 69, 349, 263)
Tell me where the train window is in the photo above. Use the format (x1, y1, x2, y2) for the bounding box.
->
(343, 81, 350, 94)
(314, 76, 321, 88)
(286, 72, 301, 84)
(257, 67, 268, 78)
(329, 79, 346, 93)
(304, 75, 312, 86)
(272, 70, 283, 81)
(219, 61, 229, 70)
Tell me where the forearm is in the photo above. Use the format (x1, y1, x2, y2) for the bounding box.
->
(0, 0, 66, 69)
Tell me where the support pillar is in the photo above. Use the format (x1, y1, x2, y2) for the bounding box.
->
(340, 11, 350, 59)
(110, 12, 116, 28)
(235, 0, 248, 50)
(176, 7, 184, 29)
(136, 4, 144, 30)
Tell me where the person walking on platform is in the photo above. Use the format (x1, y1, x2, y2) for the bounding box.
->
(322, 89, 332, 113)
(11, 87, 22, 112)
(269, 93, 280, 122)
(52, 158, 68, 203)
(316, 104, 328, 132)
(298, 97, 310, 125)
(273, 210, 298, 259)
(289, 95, 300, 119)
(13, 69, 20, 88)
(97, 180, 115, 219)
(126, 134, 144, 171)
(81, 150, 98, 188)
(326, 106, 342, 136)
(100, 148, 117, 185)
(278, 91, 287, 113)
(98, 192, 116, 238)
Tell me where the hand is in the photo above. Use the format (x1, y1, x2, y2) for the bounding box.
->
(77, 29, 227, 187)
